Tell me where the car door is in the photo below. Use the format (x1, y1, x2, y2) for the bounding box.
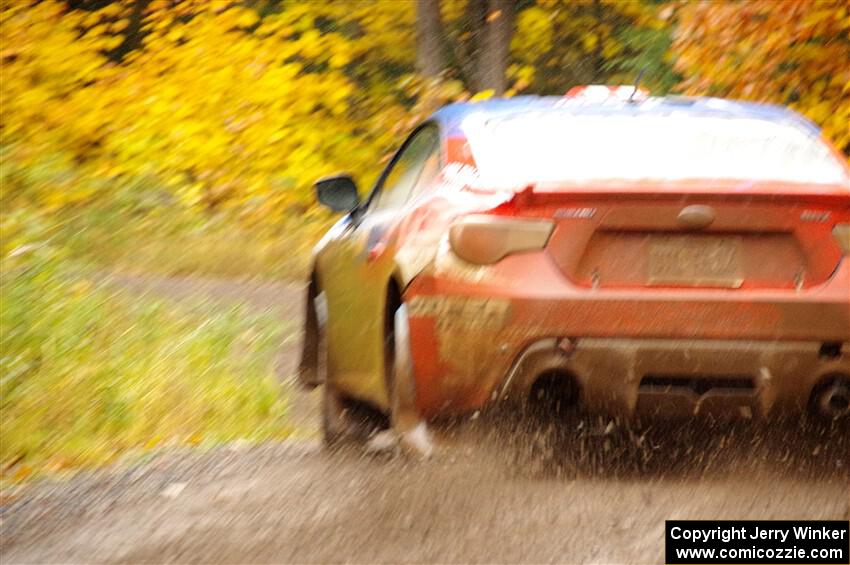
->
(319, 124, 442, 408)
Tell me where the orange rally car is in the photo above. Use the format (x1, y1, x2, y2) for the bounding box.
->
(299, 86, 850, 451)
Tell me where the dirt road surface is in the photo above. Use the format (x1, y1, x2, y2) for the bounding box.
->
(2, 275, 848, 564)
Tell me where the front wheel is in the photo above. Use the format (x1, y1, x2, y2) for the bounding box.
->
(315, 291, 345, 446)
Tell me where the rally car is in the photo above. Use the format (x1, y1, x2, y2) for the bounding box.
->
(299, 86, 850, 453)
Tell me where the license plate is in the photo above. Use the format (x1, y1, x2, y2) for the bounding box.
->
(648, 236, 742, 287)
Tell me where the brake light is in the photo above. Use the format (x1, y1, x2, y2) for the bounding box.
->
(449, 216, 554, 265)
(564, 84, 648, 103)
(833, 224, 850, 255)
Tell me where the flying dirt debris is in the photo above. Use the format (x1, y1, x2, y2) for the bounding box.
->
(301, 87, 850, 451)
(3, 1, 849, 563)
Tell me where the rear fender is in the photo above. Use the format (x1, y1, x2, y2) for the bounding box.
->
(391, 185, 520, 287)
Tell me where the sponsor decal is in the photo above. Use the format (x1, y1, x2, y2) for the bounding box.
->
(554, 207, 597, 219)
(800, 210, 831, 223)
(441, 163, 480, 188)
(408, 296, 511, 330)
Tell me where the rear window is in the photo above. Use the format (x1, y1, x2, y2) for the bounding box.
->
(462, 112, 849, 186)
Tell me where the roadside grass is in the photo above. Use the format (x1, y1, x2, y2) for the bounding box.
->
(0, 246, 290, 484)
(0, 171, 326, 282)
(55, 203, 325, 282)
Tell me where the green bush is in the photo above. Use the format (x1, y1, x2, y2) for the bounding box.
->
(0, 246, 289, 482)
(0, 157, 324, 281)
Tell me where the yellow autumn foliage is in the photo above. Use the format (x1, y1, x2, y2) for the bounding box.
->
(2, 0, 846, 270)
(673, 0, 850, 157)
(1, 1, 417, 235)
(509, 0, 675, 94)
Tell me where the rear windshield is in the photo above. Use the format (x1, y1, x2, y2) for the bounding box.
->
(462, 112, 849, 186)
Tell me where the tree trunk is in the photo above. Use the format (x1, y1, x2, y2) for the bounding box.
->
(466, 0, 488, 91)
(416, 0, 444, 78)
(105, 0, 151, 62)
(479, 0, 514, 95)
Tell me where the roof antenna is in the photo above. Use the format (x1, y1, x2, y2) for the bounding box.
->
(628, 68, 646, 104)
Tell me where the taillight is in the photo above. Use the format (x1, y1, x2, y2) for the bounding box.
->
(834, 224, 850, 255)
(448, 215, 554, 265)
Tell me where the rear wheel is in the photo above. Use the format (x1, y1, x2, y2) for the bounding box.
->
(384, 287, 434, 458)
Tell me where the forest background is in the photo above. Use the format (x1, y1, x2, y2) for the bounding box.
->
(2, 0, 848, 481)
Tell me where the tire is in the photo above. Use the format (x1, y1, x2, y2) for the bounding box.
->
(386, 301, 434, 458)
(387, 303, 418, 431)
(321, 381, 347, 448)
(296, 279, 322, 389)
(315, 291, 346, 447)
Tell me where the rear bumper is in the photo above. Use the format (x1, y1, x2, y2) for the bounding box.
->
(500, 338, 849, 419)
(404, 257, 850, 419)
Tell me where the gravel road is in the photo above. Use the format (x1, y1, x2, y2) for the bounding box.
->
(2, 274, 848, 564)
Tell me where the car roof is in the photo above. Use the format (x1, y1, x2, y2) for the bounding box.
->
(431, 95, 822, 138)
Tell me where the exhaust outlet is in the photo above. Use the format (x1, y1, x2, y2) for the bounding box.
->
(813, 376, 850, 420)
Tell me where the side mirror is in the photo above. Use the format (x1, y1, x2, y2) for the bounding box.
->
(315, 174, 360, 213)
